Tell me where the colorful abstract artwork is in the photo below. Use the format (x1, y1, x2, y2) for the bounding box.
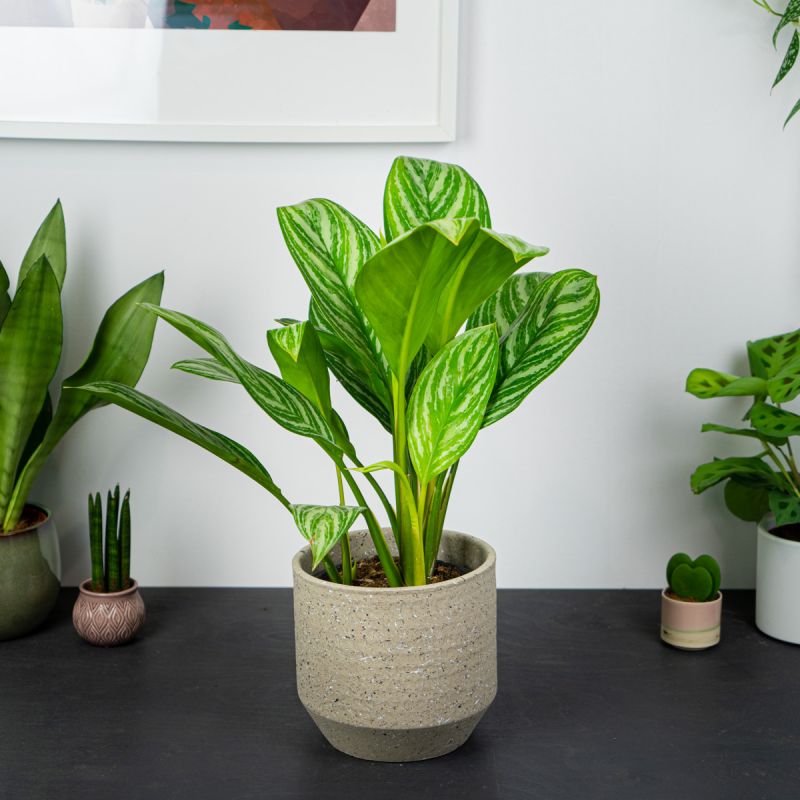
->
(0, 0, 396, 31)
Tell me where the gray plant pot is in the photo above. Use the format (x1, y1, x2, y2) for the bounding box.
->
(292, 529, 497, 762)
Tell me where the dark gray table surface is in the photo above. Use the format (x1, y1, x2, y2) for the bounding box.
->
(2, 589, 798, 800)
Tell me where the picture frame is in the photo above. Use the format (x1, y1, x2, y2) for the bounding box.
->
(0, 0, 458, 143)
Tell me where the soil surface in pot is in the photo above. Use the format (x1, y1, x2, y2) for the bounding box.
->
(0, 505, 47, 535)
(320, 556, 466, 588)
(770, 523, 800, 543)
(664, 590, 721, 603)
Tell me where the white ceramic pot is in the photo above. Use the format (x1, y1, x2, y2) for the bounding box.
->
(70, 0, 148, 28)
(756, 517, 800, 644)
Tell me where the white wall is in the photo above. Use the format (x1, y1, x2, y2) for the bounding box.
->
(1, 0, 797, 588)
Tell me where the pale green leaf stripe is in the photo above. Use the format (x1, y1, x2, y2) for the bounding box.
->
(408, 326, 499, 485)
(78, 381, 288, 504)
(484, 269, 599, 427)
(467, 272, 550, 336)
(145, 305, 339, 447)
(173, 358, 236, 382)
(291, 503, 364, 568)
(384, 156, 491, 241)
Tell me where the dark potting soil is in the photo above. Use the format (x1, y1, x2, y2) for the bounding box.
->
(770, 523, 800, 543)
(318, 556, 466, 588)
(1, 505, 47, 535)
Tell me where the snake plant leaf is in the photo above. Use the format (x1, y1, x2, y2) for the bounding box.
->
(291, 503, 365, 569)
(0, 260, 10, 329)
(701, 422, 787, 447)
(383, 156, 491, 241)
(4, 272, 165, 528)
(267, 321, 332, 419)
(724, 479, 771, 522)
(144, 305, 341, 449)
(424, 230, 550, 355)
(685, 369, 767, 399)
(769, 491, 800, 526)
(773, 0, 800, 47)
(774, 30, 800, 88)
(747, 329, 800, 379)
(750, 402, 800, 438)
(0, 258, 62, 524)
(407, 326, 499, 485)
(276, 199, 387, 380)
(355, 218, 482, 379)
(484, 269, 599, 427)
(78, 381, 288, 505)
(467, 272, 550, 336)
(15, 392, 53, 482)
(18, 201, 66, 291)
(690, 456, 780, 494)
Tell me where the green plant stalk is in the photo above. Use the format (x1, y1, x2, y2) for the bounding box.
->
(350, 454, 398, 544)
(426, 462, 459, 574)
(89, 493, 103, 592)
(120, 490, 131, 589)
(105, 486, 120, 592)
(762, 442, 800, 497)
(752, 0, 782, 16)
(336, 466, 353, 585)
(322, 555, 342, 583)
(424, 474, 446, 575)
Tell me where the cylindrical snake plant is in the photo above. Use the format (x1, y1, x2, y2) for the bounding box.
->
(89, 486, 132, 593)
(80, 157, 600, 587)
(0, 201, 163, 534)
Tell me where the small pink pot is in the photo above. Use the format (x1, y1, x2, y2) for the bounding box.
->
(73, 579, 145, 647)
(660, 589, 722, 650)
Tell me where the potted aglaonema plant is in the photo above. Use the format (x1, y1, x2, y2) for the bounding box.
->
(661, 553, 722, 650)
(687, 330, 800, 644)
(0, 202, 162, 641)
(73, 486, 145, 647)
(79, 156, 600, 761)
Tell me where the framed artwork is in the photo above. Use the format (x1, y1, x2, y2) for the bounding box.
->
(0, 0, 458, 142)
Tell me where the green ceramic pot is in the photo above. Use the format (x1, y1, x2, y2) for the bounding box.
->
(0, 505, 60, 641)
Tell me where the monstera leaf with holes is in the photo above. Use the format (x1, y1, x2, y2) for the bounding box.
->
(687, 329, 800, 527)
(0, 201, 164, 532)
(81, 156, 600, 587)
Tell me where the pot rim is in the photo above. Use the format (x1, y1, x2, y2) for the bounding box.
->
(661, 587, 723, 605)
(78, 578, 139, 598)
(292, 528, 496, 594)
(0, 503, 51, 538)
(758, 515, 800, 549)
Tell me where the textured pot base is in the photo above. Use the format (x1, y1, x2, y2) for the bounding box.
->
(307, 708, 487, 762)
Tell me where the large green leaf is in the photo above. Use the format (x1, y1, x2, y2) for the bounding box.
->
(407, 326, 499, 485)
(145, 305, 341, 449)
(750, 402, 800, 438)
(747, 329, 800, 379)
(5, 272, 165, 528)
(724, 479, 770, 522)
(769, 491, 800, 526)
(291, 503, 365, 569)
(355, 218, 482, 379)
(765, 356, 800, 403)
(0, 260, 10, 329)
(78, 381, 288, 505)
(690, 456, 779, 494)
(383, 156, 491, 241)
(701, 422, 787, 447)
(0, 258, 62, 524)
(484, 269, 599, 427)
(685, 369, 767, 399)
(18, 201, 66, 291)
(467, 272, 550, 336)
(424, 230, 549, 354)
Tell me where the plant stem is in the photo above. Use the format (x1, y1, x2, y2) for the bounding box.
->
(752, 0, 783, 16)
(350, 454, 399, 544)
(425, 462, 459, 574)
(763, 442, 800, 496)
(322, 555, 342, 583)
(336, 466, 353, 585)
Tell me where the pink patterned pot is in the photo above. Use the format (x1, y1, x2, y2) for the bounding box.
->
(73, 579, 145, 647)
(660, 589, 722, 650)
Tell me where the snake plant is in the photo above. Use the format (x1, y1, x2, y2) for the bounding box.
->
(88, 485, 132, 593)
(0, 202, 163, 532)
(79, 157, 600, 586)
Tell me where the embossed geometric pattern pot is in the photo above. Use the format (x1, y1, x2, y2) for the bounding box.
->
(660, 589, 722, 650)
(73, 579, 145, 647)
(293, 529, 497, 762)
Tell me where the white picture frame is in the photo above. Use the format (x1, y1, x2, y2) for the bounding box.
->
(0, 0, 458, 143)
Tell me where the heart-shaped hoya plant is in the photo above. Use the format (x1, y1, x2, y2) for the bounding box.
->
(666, 553, 721, 602)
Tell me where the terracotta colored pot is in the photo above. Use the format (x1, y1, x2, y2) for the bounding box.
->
(660, 589, 722, 650)
(293, 529, 497, 762)
(73, 579, 145, 647)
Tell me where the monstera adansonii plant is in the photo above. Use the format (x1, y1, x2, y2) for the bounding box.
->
(80, 157, 600, 586)
(0, 201, 163, 532)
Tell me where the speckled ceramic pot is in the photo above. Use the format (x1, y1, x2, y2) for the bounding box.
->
(73, 580, 145, 647)
(293, 529, 497, 762)
(0, 505, 60, 641)
(660, 589, 722, 650)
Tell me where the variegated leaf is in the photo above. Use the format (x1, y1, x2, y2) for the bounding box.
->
(767, 360, 800, 403)
(685, 369, 767, 400)
(747, 329, 800, 379)
(750, 402, 800, 438)
(407, 326, 499, 485)
(773, 0, 800, 46)
(383, 156, 491, 241)
(291, 503, 365, 569)
(690, 456, 780, 494)
(467, 272, 550, 335)
(769, 491, 800, 526)
(18, 201, 67, 291)
(484, 269, 599, 427)
(774, 29, 800, 88)
(173, 357, 236, 382)
(701, 422, 787, 447)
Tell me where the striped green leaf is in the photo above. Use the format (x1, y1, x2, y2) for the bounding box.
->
(173, 357, 236, 382)
(769, 491, 800, 526)
(685, 369, 767, 400)
(0, 258, 62, 525)
(484, 269, 599, 427)
(467, 272, 550, 336)
(291, 503, 365, 569)
(144, 305, 340, 449)
(0, 260, 10, 329)
(774, 29, 800, 88)
(384, 156, 491, 241)
(773, 0, 800, 46)
(78, 381, 288, 505)
(18, 201, 66, 291)
(407, 326, 499, 485)
(355, 218, 482, 379)
(5, 272, 165, 529)
(690, 456, 780, 494)
(750, 402, 800, 438)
